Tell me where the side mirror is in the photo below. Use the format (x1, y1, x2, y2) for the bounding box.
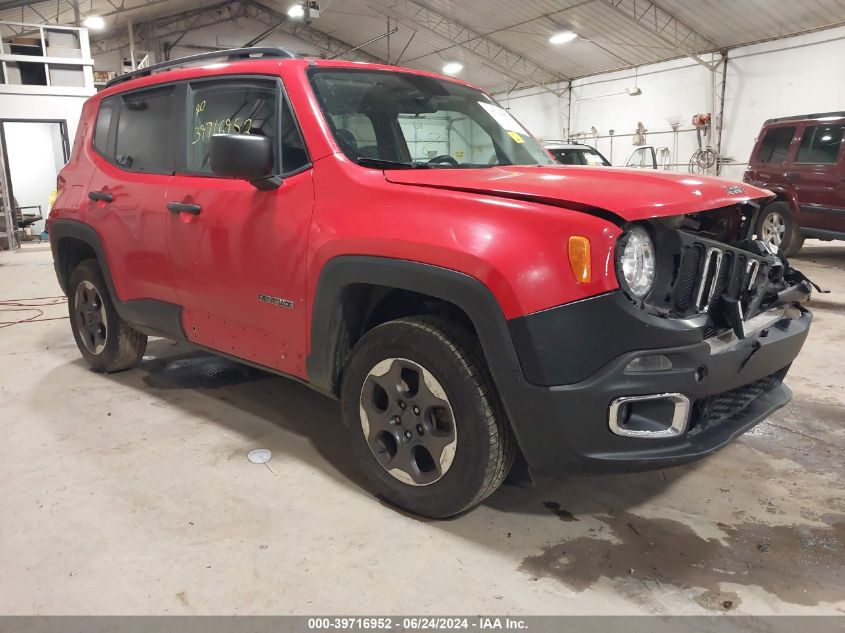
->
(209, 134, 280, 189)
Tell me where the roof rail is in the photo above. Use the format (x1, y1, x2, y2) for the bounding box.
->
(106, 47, 297, 88)
(764, 110, 845, 124)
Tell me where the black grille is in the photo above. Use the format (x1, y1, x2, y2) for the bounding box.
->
(690, 371, 784, 434)
(670, 235, 767, 321)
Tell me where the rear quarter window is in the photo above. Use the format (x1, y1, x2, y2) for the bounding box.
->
(756, 126, 796, 163)
(93, 98, 115, 156)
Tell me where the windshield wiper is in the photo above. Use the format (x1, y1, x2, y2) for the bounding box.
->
(356, 157, 423, 170)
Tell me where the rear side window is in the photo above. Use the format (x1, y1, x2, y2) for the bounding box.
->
(93, 98, 115, 156)
(756, 126, 795, 163)
(113, 87, 175, 173)
(796, 124, 845, 164)
(187, 80, 277, 175)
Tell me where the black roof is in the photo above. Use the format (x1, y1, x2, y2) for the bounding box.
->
(764, 111, 845, 125)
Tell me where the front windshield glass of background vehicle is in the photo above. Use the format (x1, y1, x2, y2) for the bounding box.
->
(308, 69, 554, 168)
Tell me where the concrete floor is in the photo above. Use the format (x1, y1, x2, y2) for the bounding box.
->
(0, 242, 843, 615)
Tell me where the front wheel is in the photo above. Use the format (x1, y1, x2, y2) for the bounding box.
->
(68, 259, 147, 372)
(757, 201, 804, 257)
(340, 317, 515, 518)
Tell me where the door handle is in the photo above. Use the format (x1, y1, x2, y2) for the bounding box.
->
(88, 191, 114, 203)
(167, 202, 202, 215)
(784, 172, 801, 181)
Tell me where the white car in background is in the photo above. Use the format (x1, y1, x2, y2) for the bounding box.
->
(544, 141, 671, 170)
(543, 142, 611, 166)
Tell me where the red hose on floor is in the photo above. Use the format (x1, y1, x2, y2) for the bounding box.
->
(0, 296, 68, 328)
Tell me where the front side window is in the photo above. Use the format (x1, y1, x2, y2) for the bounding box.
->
(796, 124, 845, 165)
(113, 87, 175, 173)
(308, 69, 554, 169)
(187, 80, 277, 175)
(756, 126, 795, 163)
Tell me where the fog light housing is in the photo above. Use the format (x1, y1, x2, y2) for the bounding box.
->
(625, 354, 673, 372)
(609, 393, 690, 438)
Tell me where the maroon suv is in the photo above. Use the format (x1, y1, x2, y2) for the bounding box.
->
(744, 111, 845, 255)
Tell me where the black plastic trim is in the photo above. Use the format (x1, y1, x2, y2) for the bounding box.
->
(499, 309, 811, 477)
(508, 290, 706, 386)
(106, 47, 296, 88)
(306, 256, 523, 394)
(800, 203, 845, 216)
(49, 219, 186, 340)
(764, 111, 845, 124)
(119, 299, 185, 340)
(802, 227, 845, 240)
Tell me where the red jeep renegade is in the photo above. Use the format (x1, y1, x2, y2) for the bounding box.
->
(49, 48, 813, 518)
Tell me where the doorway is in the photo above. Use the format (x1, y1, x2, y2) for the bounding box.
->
(0, 119, 69, 246)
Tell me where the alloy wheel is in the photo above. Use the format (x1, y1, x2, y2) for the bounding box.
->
(359, 357, 457, 486)
(74, 280, 108, 355)
(760, 211, 786, 247)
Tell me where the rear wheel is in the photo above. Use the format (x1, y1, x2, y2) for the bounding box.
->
(340, 316, 515, 518)
(68, 259, 147, 372)
(757, 201, 804, 256)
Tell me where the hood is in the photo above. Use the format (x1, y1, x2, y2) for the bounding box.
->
(384, 165, 772, 223)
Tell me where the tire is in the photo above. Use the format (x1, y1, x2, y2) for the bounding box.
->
(340, 316, 516, 518)
(757, 201, 804, 257)
(68, 259, 147, 373)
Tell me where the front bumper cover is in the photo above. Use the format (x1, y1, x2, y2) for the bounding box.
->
(496, 291, 812, 477)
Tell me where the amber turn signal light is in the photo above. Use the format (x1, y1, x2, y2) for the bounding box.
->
(568, 236, 591, 283)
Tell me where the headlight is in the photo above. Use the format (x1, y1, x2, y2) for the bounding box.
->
(617, 226, 656, 299)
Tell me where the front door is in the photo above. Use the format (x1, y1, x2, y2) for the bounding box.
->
(166, 76, 314, 377)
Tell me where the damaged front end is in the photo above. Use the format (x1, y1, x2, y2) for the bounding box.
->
(500, 199, 815, 478)
(627, 202, 814, 340)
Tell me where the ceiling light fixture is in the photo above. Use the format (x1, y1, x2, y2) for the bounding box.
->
(287, 4, 305, 18)
(549, 31, 577, 45)
(83, 15, 105, 30)
(442, 62, 463, 75)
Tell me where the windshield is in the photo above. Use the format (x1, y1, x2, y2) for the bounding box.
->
(308, 69, 554, 169)
(549, 148, 610, 166)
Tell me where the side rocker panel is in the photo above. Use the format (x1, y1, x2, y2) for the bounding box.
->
(49, 219, 186, 340)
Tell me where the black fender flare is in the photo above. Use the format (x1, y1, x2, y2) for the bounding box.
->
(49, 218, 184, 339)
(49, 218, 118, 298)
(306, 256, 558, 472)
(306, 255, 524, 392)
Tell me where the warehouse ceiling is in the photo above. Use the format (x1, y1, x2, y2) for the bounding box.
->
(2, 0, 845, 93)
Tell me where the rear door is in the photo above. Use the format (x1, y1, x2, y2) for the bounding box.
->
(85, 85, 177, 303)
(787, 120, 845, 233)
(746, 123, 798, 194)
(165, 76, 314, 377)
